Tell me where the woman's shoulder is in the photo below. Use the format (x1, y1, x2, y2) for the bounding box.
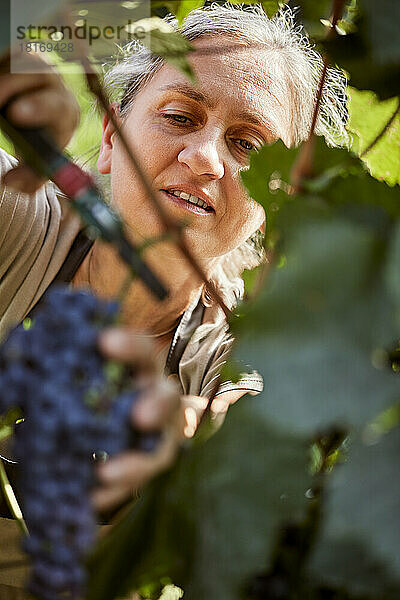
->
(0, 150, 81, 340)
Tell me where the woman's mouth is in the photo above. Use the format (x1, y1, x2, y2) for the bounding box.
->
(161, 189, 215, 215)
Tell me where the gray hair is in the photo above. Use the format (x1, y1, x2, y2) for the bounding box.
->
(102, 3, 348, 308)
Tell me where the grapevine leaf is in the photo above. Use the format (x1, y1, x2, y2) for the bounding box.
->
(260, 1, 283, 18)
(87, 398, 312, 600)
(230, 0, 282, 18)
(309, 426, 400, 596)
(347, 88, 400, 187)
(229, 201, 399, 435)
(183, 403, 311, 600)
(242, 138, 400, 234)
(241, 138, 355, 221)
(174, 0, 205, 24)
(133, 18, 194, 81)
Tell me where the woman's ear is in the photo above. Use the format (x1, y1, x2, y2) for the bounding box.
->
(97, 102, 120, 175)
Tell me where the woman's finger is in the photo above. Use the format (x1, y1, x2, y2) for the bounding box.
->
(92, 430, 178, 512)
(181, 394, 209, 439)
(98, 328, 162, 374)
(91, 482, 134, 514)
(1, 164, 47, 193)
(132, 376, 180, 431)
(5, 87, 79, 148)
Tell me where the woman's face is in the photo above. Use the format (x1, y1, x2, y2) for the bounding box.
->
(98, 35, 289, 261)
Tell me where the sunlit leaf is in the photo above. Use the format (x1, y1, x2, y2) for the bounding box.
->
(347, 88, 400, 186)
(230, 0, 282, 18)
(174, 0, 205, 24)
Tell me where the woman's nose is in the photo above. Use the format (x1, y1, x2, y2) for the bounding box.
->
(177, 134, 225, 180)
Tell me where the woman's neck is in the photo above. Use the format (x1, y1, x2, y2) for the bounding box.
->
(71, 238, 211, 334)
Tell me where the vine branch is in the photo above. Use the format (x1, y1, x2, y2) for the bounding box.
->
(290, 0, 347, 192)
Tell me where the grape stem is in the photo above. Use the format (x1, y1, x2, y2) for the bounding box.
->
(0, 458, 29, 536)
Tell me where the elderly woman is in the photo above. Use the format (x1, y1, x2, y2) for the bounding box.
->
(0, 3, 346, 520)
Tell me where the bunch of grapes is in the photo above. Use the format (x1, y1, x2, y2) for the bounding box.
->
(0, 285, 158, 600)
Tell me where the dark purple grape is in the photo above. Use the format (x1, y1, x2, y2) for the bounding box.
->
(0, 285, 158, 600)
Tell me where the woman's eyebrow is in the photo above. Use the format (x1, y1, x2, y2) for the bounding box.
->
(234, 110, 277, 134)
(158, 82, 278, 135)
(158, 83, 217, 109)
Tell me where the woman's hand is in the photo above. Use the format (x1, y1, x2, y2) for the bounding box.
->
(91, 328, 183, 514)
(0, 52, 80, 193)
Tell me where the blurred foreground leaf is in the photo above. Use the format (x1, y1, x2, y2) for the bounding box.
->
(235, 138, 400, 436)
(309, 426, 400, 597)
(230, 205, 399, 435)
(87, 398, 312, 600)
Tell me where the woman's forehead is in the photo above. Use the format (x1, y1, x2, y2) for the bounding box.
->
(149, 38, 289, 139)
(190, 36, 284, 92)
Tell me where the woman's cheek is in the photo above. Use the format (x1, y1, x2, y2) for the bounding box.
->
(223, 202, 264, 250)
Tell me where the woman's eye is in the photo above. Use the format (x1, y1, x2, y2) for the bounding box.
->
(233, 138, 256, 152)
(163, 113, 192, 125)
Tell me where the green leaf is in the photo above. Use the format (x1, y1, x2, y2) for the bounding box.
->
(174, 0, 205, 24)
(0, 408, 23, 442)
(347, 88, 400, 186)
(309, 426, 400, 597)
(229, 0, 282, 18)
(242, 138, 354, 212)
(260, 1, 283, 18)
(133, 18, 195, 81)
(87, 398, 312, 600)
(230, 201, 399, 435)
(242, 138, 400, 236)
